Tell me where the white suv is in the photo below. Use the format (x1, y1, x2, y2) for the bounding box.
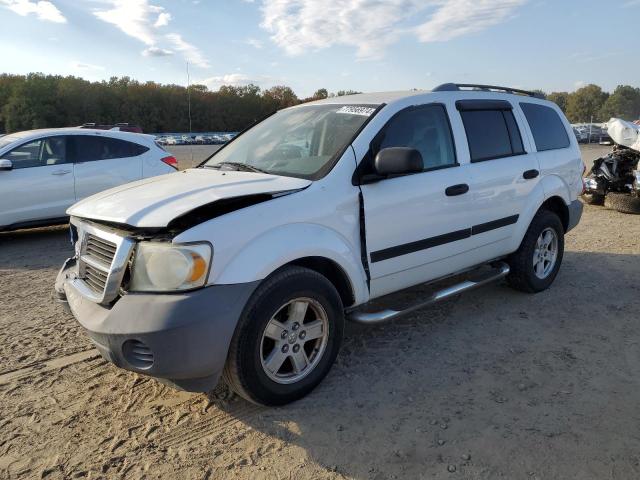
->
(55, 84, 584, 406)
(0, 128, 177, 231)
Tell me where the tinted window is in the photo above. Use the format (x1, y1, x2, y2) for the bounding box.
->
(520, 103, 570, 151)
(460, 110, 524, 162)
(1, 136, 68, 169)
(378, 104, 456, 170)
(73, 136, 149, 162)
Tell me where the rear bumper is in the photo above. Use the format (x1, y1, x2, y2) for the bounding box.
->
(567, 199, 583, 233)
(56, 260, 259, 392)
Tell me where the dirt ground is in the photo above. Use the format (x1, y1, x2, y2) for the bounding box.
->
(1, 146, 639, 479)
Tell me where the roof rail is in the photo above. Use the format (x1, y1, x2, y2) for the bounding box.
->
(433, 83, 545, 99)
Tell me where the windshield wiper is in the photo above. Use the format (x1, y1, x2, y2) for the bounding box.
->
(208, 162, 269, 174)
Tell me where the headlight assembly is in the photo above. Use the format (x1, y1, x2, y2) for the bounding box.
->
(130, 242, 212, 292)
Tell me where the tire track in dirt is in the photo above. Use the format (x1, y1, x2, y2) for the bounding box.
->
(0, 349, 99, 385)
(159, 401, 263, 449)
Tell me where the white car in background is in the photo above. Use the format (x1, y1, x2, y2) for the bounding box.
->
(0, 128, 178, 231)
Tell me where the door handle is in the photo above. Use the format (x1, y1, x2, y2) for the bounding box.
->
(523, 169, 539, 180)
(52, 169, 71, 176)
(445, 184, 469, 196)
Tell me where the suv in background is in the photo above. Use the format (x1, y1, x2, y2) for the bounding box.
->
(0, 128, 177, 230)
(56, 84, 583, 406)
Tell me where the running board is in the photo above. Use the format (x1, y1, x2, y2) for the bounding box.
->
(348, 262, 510, 325)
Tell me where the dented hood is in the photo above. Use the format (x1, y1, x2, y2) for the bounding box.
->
(67, 168, 311, 228)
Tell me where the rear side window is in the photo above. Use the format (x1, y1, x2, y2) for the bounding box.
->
(377, 104, 457, 170)
(459, 108, 525, 162)
(520, 103, 570, 151)
(72, 136, 149, 162)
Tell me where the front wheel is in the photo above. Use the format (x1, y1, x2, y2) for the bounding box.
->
(507, 209, 565, 293)
(223, 266, 344, 406)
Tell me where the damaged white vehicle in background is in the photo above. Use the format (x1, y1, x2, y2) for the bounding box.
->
(583, 118, 640, 214)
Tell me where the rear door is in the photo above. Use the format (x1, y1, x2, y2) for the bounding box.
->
(457, 99, 541, 250)
(0, 135, 74, 227)
(71, 134, 142, 200)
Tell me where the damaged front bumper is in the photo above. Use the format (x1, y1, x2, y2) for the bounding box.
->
(56, 259, 259, 392)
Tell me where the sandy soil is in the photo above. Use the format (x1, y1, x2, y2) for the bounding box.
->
(1, 146, 639, 479)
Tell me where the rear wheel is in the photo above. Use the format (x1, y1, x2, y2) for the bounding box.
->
(507, 210, 564, 293)
(223, 266, 344, 406)
(604, 192, 640, 214)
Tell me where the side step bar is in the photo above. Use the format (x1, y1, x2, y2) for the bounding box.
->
(348, 262, 510, 325)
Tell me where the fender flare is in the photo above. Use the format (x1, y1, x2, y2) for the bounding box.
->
(213, 223, 369, 305)
(507, 176, 571, 251)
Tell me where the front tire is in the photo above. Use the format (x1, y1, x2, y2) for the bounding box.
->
(223, 266, 344, 406)
(507, 209, 564, 293)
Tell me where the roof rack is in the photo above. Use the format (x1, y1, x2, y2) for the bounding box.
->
(433, 83, 545, 99)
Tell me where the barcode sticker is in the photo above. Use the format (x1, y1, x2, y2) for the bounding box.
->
(336, 106, 376, 116)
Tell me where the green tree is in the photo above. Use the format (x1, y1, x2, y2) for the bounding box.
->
(565, 84, 609, 123)
(599, 85, 640, 121)
(547, 92, 569, 113)
(263, 85, 298, 110)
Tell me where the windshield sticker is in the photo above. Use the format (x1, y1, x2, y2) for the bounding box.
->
(336, 106, 376, 116)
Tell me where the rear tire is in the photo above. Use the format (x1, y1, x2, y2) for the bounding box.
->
(223, 266, 344, 406)
(507, 209, 564, 293)
(581, 192, 605, 206)
(604, 192, 640, 214)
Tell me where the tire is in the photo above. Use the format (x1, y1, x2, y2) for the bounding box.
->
(507, 209, 564, 293)
(223, 266, 344, 406)
(581, 192, 605, 206)
(604, 192, 640, 215)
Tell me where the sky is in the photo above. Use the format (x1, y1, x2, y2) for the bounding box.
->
(0, 0, 638, 98)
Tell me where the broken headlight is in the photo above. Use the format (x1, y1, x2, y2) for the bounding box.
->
(130, 242, 212, 292)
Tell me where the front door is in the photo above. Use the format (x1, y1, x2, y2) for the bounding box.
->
(71, 135, 141, 201)
(0, 136, 74, 228)
(359, 104, 476, 298)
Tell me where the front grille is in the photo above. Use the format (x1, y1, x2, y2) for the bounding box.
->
(85, 234, 117, 267)
(83, 263, 108, 293)
(72, 222, 134, 304)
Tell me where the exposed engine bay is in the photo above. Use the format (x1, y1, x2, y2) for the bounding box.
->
(583, 118, 640, 214)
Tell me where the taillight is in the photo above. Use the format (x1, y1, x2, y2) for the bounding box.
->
(161, 156, 178, 170)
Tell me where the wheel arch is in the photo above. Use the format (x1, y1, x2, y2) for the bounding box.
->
(284, 256, 355, 308)
(539, 196, 569, 232)
(210, 223, 369, 306)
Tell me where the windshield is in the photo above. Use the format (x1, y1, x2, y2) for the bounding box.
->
(0, 134, 25, 150)
(203, 104, 378, 179)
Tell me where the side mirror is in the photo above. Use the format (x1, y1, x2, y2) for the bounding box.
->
(0, 159, 13, 171)
(374, 147, 423, 177)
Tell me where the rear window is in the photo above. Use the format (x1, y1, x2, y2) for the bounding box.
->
(72, 136, 149, 162)
(520, 103, 570, 151)
(459, 109, 525, 162)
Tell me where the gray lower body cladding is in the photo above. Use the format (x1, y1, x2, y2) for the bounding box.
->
(57, 262, 259, 392)
(567, 199, 583, 233)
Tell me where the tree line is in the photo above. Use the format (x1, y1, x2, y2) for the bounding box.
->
(0, 73, 638, 134)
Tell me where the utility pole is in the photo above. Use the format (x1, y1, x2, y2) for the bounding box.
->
(187, 62, 193, 165)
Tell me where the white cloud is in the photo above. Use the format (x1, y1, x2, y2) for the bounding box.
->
(259, 0, 526, 59)
(414, 0, 526, 43)
(154, 11, 171, 27)
(166, 33, 210, 68)
(93, 0, 165, 45)
(142, 46, 173, 57)
(93, 1, 209, 67)
(246, 37, 263, 49)
(1, 0, 66, 23)
(70, 61, 105, 71)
